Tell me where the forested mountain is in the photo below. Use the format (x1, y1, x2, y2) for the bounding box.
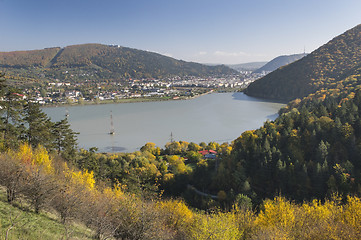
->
(0, 47, 60, 68)
(0, 44, 237, 82)
(219, 24, 361, 205)
(246, 24, 361, 101)
(253, 53, 307, 73)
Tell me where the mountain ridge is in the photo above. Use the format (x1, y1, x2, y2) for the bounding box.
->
(253, 53, 307, 73)
(245, 24, 361, 101)
(227, 62, 267, 72)
(0, 43, 237, 82)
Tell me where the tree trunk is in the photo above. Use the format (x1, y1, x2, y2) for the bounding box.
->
(7, 188, 15, 203)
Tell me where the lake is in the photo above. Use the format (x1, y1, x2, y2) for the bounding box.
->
(43, 92, 285, 152)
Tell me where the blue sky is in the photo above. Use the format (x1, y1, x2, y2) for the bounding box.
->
(1, 0, 361, 64)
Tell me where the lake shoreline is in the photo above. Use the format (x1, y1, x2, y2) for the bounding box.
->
(43, 92, 285, 153)
(41, 90, 216, 108)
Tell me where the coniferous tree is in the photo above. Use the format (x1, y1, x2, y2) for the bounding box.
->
(0, 86, 25, 149)
(0, 72, 6, 94)
(24, 102, 54, 149)
(53, 118, 78, 160)
(316, 140, 329, 163)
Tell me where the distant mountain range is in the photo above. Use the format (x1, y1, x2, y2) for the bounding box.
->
(246, 24, 361, 101)
(0, 44, 237, 82)
(226, 54, 307, 73)
(227, 62, 267, 72)
(253, 53, 307, 73)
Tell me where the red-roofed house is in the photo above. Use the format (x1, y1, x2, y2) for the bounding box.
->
(199, 150, 217, 159)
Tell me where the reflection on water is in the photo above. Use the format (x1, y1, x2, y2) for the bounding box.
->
(43, 92, 285, 153)
(104, 146, 127, 152)
(266, 113, 280, 121)
(232, 92, 287, 104)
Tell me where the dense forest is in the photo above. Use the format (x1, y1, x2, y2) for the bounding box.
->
(0, 44, 237, 82)
(64, 90, 361, 209)
(246, 24, 361, 101)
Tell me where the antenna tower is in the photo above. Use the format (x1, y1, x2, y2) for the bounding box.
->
(170, 132, 174, 143)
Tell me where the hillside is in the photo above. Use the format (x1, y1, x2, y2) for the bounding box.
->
(0, 44, 237, 82)
(246, 24, 361, 101)
(0, 48, 60, 68)
(227, 62, 267, 72)
(0, 188, 93, 239)
(3, 144, 361, 240)
(253, 53, 307, 73)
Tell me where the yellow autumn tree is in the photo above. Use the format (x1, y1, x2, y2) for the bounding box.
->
(70, 169, 95, 190)
(294, 198, 340, 239)
(191, 211, 242, 240)
(9, 144, 57, 213)
(167, 155, 188, 174)
(32, 145, 54, 174)
(52, 162, 97, 224)
(157, 199, 194, 238)
(15, 143, 33, 164)
(342, 196, 361, 235)
(255, 196, 295, 229)
(11, 143, 54, 173)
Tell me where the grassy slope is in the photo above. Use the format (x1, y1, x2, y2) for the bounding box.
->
(0, 188, 93, 240)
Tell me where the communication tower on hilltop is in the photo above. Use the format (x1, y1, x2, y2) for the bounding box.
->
(170, 132, 174, 143)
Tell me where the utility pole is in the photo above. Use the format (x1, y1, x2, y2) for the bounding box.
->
(109, 111, 115, 135)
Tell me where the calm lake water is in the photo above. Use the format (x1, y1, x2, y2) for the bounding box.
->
(43, 92, 285, 152)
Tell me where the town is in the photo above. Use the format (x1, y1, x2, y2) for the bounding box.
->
(22, 71, 267, 105)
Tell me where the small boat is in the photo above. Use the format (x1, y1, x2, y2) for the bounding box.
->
(65, 108, 69, 117)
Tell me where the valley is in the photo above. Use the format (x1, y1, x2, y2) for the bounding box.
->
(1, 1, 361, 237)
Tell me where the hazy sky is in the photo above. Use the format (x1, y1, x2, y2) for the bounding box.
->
(1, 0, 361, 64)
